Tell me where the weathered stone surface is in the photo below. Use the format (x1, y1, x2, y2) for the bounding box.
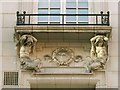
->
(15, 25, 112, 33)
(16, 34, 41, 72)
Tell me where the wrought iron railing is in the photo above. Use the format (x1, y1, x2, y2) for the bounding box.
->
(16, 11, 110, 26)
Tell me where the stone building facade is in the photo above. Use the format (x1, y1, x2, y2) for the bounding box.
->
(0, 0, 119, 89)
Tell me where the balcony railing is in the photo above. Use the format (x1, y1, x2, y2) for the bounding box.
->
(16, 11, 110, 26)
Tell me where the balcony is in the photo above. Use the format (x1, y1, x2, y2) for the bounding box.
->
(14, 11, 112, 75)
(16, 11, 110, 25)
(15, 11, 112, 41)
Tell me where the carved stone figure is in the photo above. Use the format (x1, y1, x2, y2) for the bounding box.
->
(16, 34, 41, 72)
(86, 35, 108, 72)
(90, 35, 108, 59)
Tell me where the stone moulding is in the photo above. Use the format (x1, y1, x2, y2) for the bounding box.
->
(15, 26, 112, 34)
(34, 67, 93, 75)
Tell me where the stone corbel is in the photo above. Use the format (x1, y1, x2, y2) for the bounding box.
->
(86, 35, 108, 72)
(16, 34, 42, 72)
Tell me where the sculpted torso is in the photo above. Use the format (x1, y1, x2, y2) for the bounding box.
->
(96, 46, 107, 59)
(20, 45, 31, 58)
(86, 35, 108, 72)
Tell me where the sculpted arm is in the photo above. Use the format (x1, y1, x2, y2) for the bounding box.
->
(90, 36, 97, 59)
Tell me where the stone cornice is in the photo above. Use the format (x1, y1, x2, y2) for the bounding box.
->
(15, 25, 112, 33)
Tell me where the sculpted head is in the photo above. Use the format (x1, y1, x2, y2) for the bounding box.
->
(16, 34, 37, 57)
(93, 35, 108, 47)
(19, 35, 37, 47)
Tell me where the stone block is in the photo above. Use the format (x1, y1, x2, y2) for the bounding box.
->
(0, 57, 2, 71)
(0, 14, 2, 28)
(90, 71, 106, 86)
(71, 76, 89, 88)
(57, 42, 69, 47)
(45, 42, 58, 48)
(0, 43, 2, 56)
(0, 29, 2, 42)
(48, 33, 64, 40)
(2, 2, 18, 14)
(106, 71, 118, 87)
(20, 2, 34, 13)
(111, 29, 118, 42)
(110, 15, 118, 28)
(2, 42, 16, 56)
(108, 2, 118, 14)
(107, 56, 118, 71)
(2, 28, 14, 42)
(55, 76, 71, 88)
(109, 42, 118, 57)
(3, 14, 16, 28)
(2, 56, 17, 71)
(63, 33, 79, 40)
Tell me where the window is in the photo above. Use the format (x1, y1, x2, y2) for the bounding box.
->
(78, 0, 88, 24)
(66, 0, 76, 8)
(38, 0, 88, 24)
(38, 0, 49, 24)
(66, 9, 76, 24)
(38, 9, 48, 24)
(78, 9, 88, 23)
(50, 0, 60, 8)
(50, 9, 60, 23)
(38, 0, 48, 8)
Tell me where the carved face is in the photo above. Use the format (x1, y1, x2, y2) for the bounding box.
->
(95, 38, 104, 47)
(19, 35, 36, 47)
(26, 40, 33, 46)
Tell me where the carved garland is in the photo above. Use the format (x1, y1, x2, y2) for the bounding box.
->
(52, 48, 74, 66)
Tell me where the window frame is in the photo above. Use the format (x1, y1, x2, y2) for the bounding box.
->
(38, 0, 89, 24)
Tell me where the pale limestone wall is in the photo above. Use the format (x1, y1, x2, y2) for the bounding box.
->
(1, 1, 18, 70)
(0, 2, 2, 89)
(89, 1, 119, 88)
(89, 0, 108, 13)
(106, 1, 118, 88)
(1, 1, 19, 88)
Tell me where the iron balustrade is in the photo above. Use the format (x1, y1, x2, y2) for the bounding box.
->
(16, 11, 110, 26)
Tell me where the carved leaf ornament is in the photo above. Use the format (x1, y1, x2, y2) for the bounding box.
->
(52, 48, 74, 66)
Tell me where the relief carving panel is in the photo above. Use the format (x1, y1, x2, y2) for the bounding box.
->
(15, 34, 109, 73)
